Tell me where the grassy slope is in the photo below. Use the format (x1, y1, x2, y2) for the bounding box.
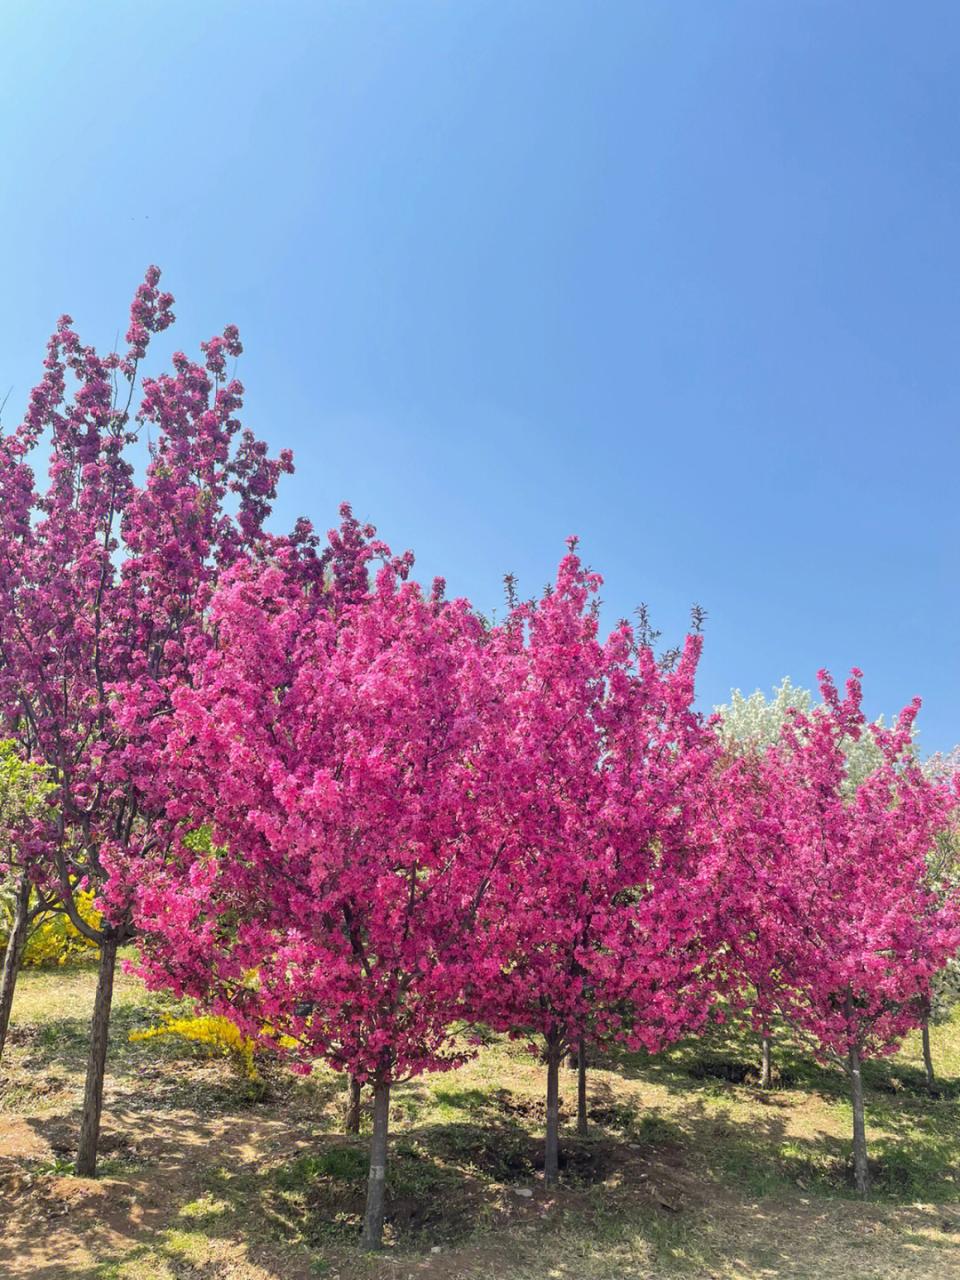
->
(0, 961, 958, 1279)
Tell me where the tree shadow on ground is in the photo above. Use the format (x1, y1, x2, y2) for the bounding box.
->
(5, 1088, 960, 1279)
(1, 1103, 329, 1279)
(607, 1019, 960, 1102)
(657, 1092, 960, 1204)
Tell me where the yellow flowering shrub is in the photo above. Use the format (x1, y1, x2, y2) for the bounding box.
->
(130, 1014, 260, 1082)
(0, 891, 102, 967)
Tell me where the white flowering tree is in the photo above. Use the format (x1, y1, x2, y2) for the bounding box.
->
(716, 677, 888, 788)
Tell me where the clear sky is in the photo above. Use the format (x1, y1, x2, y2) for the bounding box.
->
(1, 3, 957, 752)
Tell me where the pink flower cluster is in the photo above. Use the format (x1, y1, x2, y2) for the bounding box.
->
(133, 537, 728, 1082)
(128, 525, 959, 1094)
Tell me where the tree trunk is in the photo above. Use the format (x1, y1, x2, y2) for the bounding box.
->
(0, 873, 30, 1063)
(360, 1079, 391, 1251)
(345, 1074, 362, 1134)
(544, 1037, 562, 1187)
(921, 1020, 935, 1092)
(76, 936, 118, 1177)
(576, 1037, 588, 1136)
(848, 1040, 869, 1195)
(760, 1025, 772, 1090)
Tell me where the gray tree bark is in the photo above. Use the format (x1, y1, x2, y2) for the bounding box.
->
(848, 1040, 869, 1195)
(0, 873, 30, 1063)
(345, 1074, 362, 1134)
(921, 1021, 935, 1092)
(576, 1037, 588, 1136)
(359, 1079, 391, 1250)
(544, 1037, 562, 1187)
(76, 935, 118, 1177)
(760, 1026, 772, 1090)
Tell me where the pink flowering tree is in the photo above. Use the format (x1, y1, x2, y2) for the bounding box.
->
(133, 542, 515, 1251)
(472, 544, 722, 1185)
(0, 269, 294, 1174)
(728, 672, 959, 1193)
(705, 746, 796, 1088)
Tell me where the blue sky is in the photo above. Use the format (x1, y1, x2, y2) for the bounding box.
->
(1, 3, 957, 752)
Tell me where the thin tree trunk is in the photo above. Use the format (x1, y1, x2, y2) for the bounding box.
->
(576, 1037, 588, 1136)
(345, 1074, 362, 1134)
(848, 1040, 869, 1195)
(544, 1037, 561, 1187)
(0, 873, 31, 1064)
(360, 1079, 391, 1250)
(760, 1024, 772, 1090)
(921, 1021, 935, 1092)
(76, 935, 118, 1177)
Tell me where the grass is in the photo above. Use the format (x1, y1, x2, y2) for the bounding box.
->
(1, 963, 959, 1278)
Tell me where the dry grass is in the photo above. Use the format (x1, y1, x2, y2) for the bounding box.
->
(1, 961, 959, 1279)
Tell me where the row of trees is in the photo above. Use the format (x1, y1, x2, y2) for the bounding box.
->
(716, 680, 960, 1090)
(0, 272, 957, 1252)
